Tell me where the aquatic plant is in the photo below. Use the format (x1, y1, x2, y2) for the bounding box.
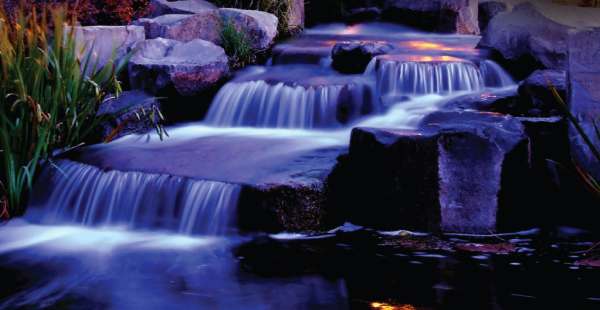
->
(0, 5, 126, 216)
(220, 19, 256, 69)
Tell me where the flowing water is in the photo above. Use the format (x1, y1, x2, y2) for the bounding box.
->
(1, 23, 597, 309)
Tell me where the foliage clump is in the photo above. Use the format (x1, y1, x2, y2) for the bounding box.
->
(0, 5, 127, 217)
(3, 0, 151, 25)
(220, 19, 255, 69)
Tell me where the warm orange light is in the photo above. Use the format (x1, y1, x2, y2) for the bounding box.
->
(405, 40, 473, 53)
(370, 301, 417, 310)
(341, 25, 361, 35)
(407, 41, 447, 50)
(379, 54, 464, 63)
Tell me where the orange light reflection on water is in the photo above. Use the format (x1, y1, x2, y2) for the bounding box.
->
(370, 302, 417, 310)
(379, 54, 464, 63)
(405, 40, 473, 53)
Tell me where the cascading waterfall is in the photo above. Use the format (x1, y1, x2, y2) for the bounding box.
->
(365, 55, 486, 97)
(28, 160, 241, 236)
(205, 80, 375, 128)
(479, 59, 515, 88)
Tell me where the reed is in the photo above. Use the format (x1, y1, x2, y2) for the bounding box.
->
(0, 5, 126, 216)
(220, 19, 255, 69)
(549, 81, 600, 196)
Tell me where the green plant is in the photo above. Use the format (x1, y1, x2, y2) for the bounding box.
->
(0, 5, 126, 216)
(220, 19, 255, 69)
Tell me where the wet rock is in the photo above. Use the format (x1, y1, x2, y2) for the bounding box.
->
(331, 41, 394, 74)
(133, 12, 221, 43)
(97, 91, 161, 141)
(329, 111, 532, 233)
(442, 87, 520, 114)
(382, 0, 480, 35)
(219, 8, 279, 50)
(148, 0, 216, 17)
(568, 27, 600, 182)
(478, 0, 507, 33)
(72, 26, 145, 73)
(518, 69, 566, 116)
(128, 38, 229, 97)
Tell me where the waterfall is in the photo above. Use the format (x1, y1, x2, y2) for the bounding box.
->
(28, 160, 241, 236)
(365, 55, 486, 97)
(479, 60, 515, 88)
(204, 80, 375, 128)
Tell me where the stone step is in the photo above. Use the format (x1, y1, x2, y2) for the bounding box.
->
(59, 130, 348, 232)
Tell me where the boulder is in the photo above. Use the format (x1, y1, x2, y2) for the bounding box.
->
(128, 38, 229, 97)
(72, 26, 145, 73)
(382, 0, 479, 35)
(328, 111, 533, 233)
(219, 8, 279, 50)
(479, 3, 570, 77)
(148, 0, 216, 17)
(133, 12, 221, 43)
(478, 0, 508, 32)
(517, 69, 566, 116)
(135, 8, 278, 50)
(568, 27, 600, 182)
(479, 2, 600, 78)
(97, 91, 162, 141)
(331, 41, 394, 74)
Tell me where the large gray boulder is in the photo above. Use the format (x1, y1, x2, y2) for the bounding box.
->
(569, 27, 600, 182)
(134, 8, 278, 50)
(382, 0, 479, 35)
(148, 0, 216, 17)
(219, 8, 279, 50)
(129, 38, 229, 97)
(329, 111, 532, 233)
(72, 26, 145, 72)
(134, 12, 221, 43)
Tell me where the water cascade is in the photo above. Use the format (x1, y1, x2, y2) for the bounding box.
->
(479, 59, 515, 88)
(28, 160, 241, 235)
(205, 73, 376, 129)
(365, 55, 486, 97)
